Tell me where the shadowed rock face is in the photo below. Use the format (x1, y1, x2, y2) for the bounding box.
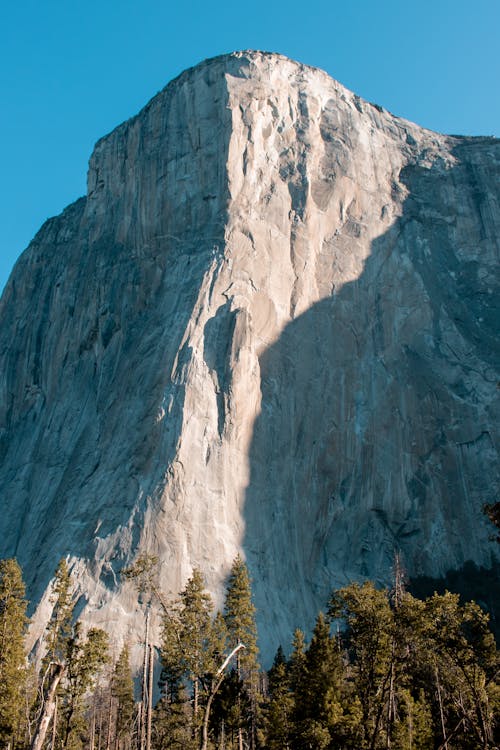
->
(0, 51, 498, 661)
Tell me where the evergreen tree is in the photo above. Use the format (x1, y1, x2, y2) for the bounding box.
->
(264, 646, 293, 750)
(152, 686, 195, 750)
(58, 624, 110, 749)
(328, 581, 393, 747)
(291, 612, 344, 750)
(112, 643, 135, 750)
(43, 558, 75, 668)
(158, 569, 226, 748)
(288, 628, 306, 696)
(223, 555, 260, 750)
(34, 559, 109, 750)
(224, 555, 259, 676)
(391, 689, 433, 750)
(32, 558, 76, 750)
(421, 591, 499, 748)
(0, 558, 28, 750)
(178, 569, 217, 693)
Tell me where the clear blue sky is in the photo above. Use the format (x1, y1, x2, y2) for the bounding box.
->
(1, 0, 499, 293)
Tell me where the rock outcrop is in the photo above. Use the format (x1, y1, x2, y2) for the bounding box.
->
(1, 51, 498, 661)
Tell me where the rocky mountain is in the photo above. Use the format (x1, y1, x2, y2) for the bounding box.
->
(0, 51, 499, 661)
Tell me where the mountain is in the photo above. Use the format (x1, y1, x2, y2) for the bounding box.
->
(1, 51, 498, 661)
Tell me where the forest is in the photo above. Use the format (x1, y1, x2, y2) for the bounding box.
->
(0, 552, 499, 750)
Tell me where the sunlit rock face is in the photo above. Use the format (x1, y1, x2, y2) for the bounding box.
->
(0, 51, 498, 661)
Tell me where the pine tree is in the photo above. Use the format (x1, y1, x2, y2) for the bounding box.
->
(421, 592, 498, 748)
(178, 569, 216, 691)
(288, 628, 306, 695)
(392, 689, 433, 750)
(0, 558, 28, 750)
(43, 558, 75, 667)
(290, 612, 343, 750)
(58, 623, 110, 749)
(158, 569, 225, 748)
(224, 555, 259, 677)
(32, 558, 76, 750)
(152, 686, 195, 750)
(328, 581, 393, 746)
(223, 555, 260, 750)
(112, 644, 135, 750)
(264, 646, 293, 750)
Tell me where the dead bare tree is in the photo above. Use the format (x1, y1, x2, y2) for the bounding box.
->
(30, 663, 65, 750)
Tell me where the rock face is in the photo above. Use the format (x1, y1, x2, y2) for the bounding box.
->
(1, 51, 499, 661)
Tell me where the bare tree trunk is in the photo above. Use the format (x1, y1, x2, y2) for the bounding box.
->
(97, 700, 103, 750)
(435, 664, 448, 749)
(89, 698, 96, 750)
(51, 696, 58, 750)
(140, 613, 150, 750)
(201, 644, 245, 750)
(30, 664, 65, 750)
(105, 692, 114, 750)
(237, 651, 243, 750)
(136, 704, 142, 750)
(201, 676, 223, 750)
(146, 645, 154, 750)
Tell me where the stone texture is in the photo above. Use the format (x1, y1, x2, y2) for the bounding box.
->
(0, 51, 498, 662)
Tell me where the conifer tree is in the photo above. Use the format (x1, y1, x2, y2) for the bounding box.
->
(291, 612, 344, 750)
(178, 569, 216, 695)
(328, 581, 393, 746)
(158, 569, 226, 749)
(43, 558, 75, 667)
(223, 555, 260, 750)
(224, 555, 259, 677)
(0, 558, 28, 750)
(34, 559, 109, 750)
(264, 646, 293, 750)
(112, 644, 135, 750)
(33, 558, 76, 750)
(288, 628, 306, 694)
(59, 623, 110, 749)
(152, 686, 194, 750)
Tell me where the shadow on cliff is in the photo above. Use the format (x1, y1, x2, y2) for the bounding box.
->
(1, 56, 258, 611)
(15, 229, 223, 611)
(242, 138, 500, 657)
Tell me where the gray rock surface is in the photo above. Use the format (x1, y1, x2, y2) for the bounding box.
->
(0, 51, 499, 661)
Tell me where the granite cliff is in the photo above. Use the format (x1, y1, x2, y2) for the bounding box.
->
(0, 51, 499, 660)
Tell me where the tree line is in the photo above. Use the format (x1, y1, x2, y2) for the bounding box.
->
(0, 553, 499, 750)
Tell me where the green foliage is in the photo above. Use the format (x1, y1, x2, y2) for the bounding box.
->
(327, 582, 500, 749)
(292, 612, 343, 748)
(222, 555, 261, 748)
(112, 643, 135, 746)
(152, 687, 196, 750)
(4, 555, 499, 750)
(0, 558, 28, 749)
(329, 581, 393, 747)
(224, 555, 259, 677)
(58, 623, 110, 749)
(391, 689, 433, 750)
(122, 553, 161, 603)
(160, 568, 221, 691)
(177, 568, 218, 685)
(264, 647, 293, 749)
(34, 559, 110, 750)
(43, 558, 75, 667)
(159, 569, 230, 747)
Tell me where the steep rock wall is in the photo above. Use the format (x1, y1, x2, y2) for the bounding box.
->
(0, 52, 498, 659)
